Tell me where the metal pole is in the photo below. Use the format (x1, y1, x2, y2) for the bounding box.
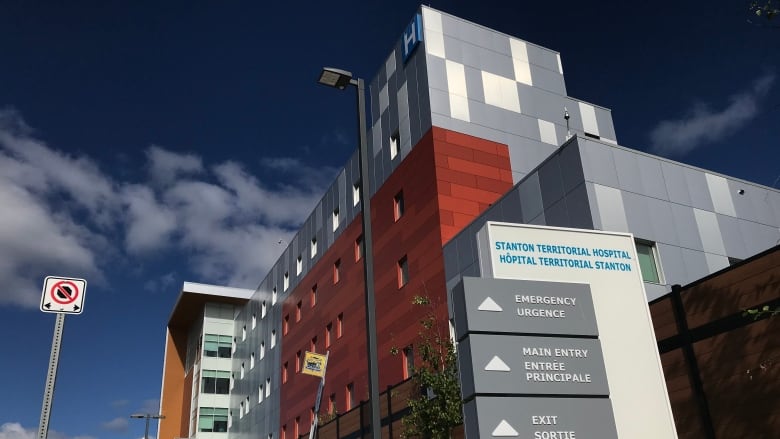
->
(353, 77, 382, 439)
(37, 313, 66, 439)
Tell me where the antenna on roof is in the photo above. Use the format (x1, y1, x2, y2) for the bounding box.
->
(564, 107, 571, 140)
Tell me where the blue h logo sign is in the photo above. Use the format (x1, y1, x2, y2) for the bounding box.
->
(401, 13, 423, 64)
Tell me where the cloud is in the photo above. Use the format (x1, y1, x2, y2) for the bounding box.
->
(101, 417, 129, 432)
(0, 108, 334, 307)
(111, 399, 130, 408)
(649, 73, 775, 156)
(146, 145, 203, 185)
(0, 423, 95, 439)
(143, 272, 177, 292)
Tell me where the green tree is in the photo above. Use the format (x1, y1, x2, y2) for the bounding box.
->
(398, 295, 463, 439)
(749, 1, 779, 23)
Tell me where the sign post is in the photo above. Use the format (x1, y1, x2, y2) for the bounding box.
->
(302, 351, 329, 439)
(37, 276, 87, 439)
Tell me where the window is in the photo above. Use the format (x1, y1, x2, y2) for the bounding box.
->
(271, 330, 277, 348)
(635, 241, 661, 283)
(311, 237, 318, 258)
(328, 393, 336, 414)
(353, 181, 361, 206)
(265, 378, 271, 397)
(390, 130, 400, 160)
(262, 300, 267, 318)
(259, 384, 264, 403)
(310, 407, 315, 424)
(252, 313, 257, 330)
(296, 350, 302, 372)
(310, 336, 318, 353)
(239, 402, 244, 419)
(232, 337, 236, 355)
(204, 334, 232, 358)
(297, 255, 303, 276)
(242, 325, 247, 341)
(283, 362, 289, 383)
(228, 410, 233, 429)
(337, 313, 343, 338)
(250, 352, 255, 369)
(403, 345, 414, 379)
(283, 315, 290, 335)
(282, 425, 286, 439)
(393, 191, 404, 221)
(241, 363, 245, 379)
(245, 396, 250, 414)
(199, 407, 228, 432)
(296, 301, 302, 322)
(354, 235, 363, 261)
(345, 383, 354, 410)
(333, 259, 341, 284)
(260, 341, 266, 359)
(284, 272, 289, 291)
(325, 323, 332, 348)
(310, 284, 317, 307)
(294, 417, 300, 438)
(201, 370, 230, 394)
(230, 373, 234, 390)
(397, 256, 409, 288)
(272, 287, 278, 305)
(333, 208, 340, 232)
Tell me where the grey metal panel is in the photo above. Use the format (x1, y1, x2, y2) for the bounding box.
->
(656, 243, 686, 287)
(506, 136, 557, 176)
(716, 214, 749, 259)
(562, 98, 586, 133)
(369, 78, 381, 125)
(426, 54, 447, 92)
(528, 213, 547, 225)
(679, 247, 709, 284)
(621, 191, 653, 240)
(594, 106, 617, 141)
(564, 183, 594, 230)
(537, 154, 564, 210)
(428, 87, 449, 117)
(461, 40, 482, 69)
(525, 43, 561, 73)
(559, 141, 584, 194)
(543, 198, 569, 227)
(456, 232, 478, 274)
(468, 100, 502, 130)
(519, 172, 544, 222)
(443, 243, 459, 281)
(684, 168, 714, 211)
(704, 252, 729, 273)
(579, 139, 619, 188)
(480, 49, 514, 79)
(694, 208, 727, 256)
(644, 196, 680, 247)
(612, 147, 643, 194)
(729, 181, 760, 223)
(464, 65, 485, 103)
(644, 283, 669, 302)
(738, 219, 780, 256)
(529, 64, 566, 95)
(636, 153, 669, 201)
(499, 189, 524, 223)
(660, 161, 692, 207)
(490, 31, 511, 56)
(502, 111, 540, 139)
(591, 183, 629, 233)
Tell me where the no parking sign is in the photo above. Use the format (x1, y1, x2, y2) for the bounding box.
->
(40, 276, 87, 315)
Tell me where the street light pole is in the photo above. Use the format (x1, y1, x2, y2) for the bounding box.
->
(318, 67, 381, 439)
(130, 413, 164, 439)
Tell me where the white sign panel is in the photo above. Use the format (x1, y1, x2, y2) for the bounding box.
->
(40, 276, 87, 315)
(475, 222, 677, 439)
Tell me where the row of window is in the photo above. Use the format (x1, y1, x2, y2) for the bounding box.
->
(282, 315, 343, 384)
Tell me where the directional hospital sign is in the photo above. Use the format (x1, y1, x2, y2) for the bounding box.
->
(40, 276, 87, 315)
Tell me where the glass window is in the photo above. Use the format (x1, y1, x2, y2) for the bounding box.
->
(201, 370, 231, 394)
(332, 208, 340, 232)
(204, 334, 232, 358)
(390, 131, 400, 160)
(355, 235, 363, 261)
(333, 259, 341, 283)
(353, 182, 360, 206)
(636, 241, 661, 283)
(398, 256, 409, 288)
(403, 345, 414, 379)
(311, 284, 317, 308)
(284, 272, 289, 291)
(394, 191, 404, 221)
(311, 237, 318, 258)
(199, 407, 229, 432)
(297, 256, 303, 276)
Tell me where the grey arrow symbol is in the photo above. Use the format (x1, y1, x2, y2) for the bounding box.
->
(44, 303, 51, 309)
(73, 305, 80, 312)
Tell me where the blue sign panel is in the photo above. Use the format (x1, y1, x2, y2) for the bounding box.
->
(401, 13, 423, 63)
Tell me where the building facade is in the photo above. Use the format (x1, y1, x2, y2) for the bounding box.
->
(158, 5, 780, 439)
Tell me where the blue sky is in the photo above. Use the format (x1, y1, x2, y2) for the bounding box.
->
(1, 1, 778, 439)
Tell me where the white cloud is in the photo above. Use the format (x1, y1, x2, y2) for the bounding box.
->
(101, 417, 128, 432)
(649, 73, 775, 156)
(0, 423, 95, 439)
(145, 145, 203, 185)
(0, 109, 333, 307)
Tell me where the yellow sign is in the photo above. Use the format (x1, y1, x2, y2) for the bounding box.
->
(302, 351, 328, 378)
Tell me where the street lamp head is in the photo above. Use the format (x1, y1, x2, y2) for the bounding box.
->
(318, 67, 353, 90)
(130, 414, 145, 419)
